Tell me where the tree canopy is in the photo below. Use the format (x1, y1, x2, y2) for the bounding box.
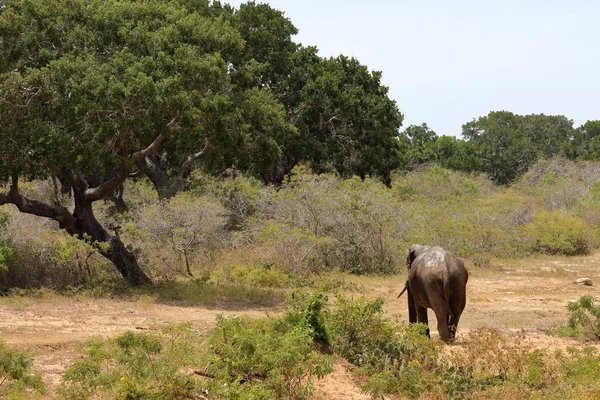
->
(0, 0, 405, 284)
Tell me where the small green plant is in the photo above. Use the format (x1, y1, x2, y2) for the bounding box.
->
(58, 326, 203, 400)
(564, 296, 600, 339)
(281, 292, 331, 345)
(548, 296, 600, 339)
(0, 341, 46, 399)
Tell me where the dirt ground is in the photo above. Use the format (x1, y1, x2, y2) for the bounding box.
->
(2, 252, 600, 399)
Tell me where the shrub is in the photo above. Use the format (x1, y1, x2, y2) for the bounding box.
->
(211, 175, 271, 231)
(0, 341, 46, 399)
(210, 263, 290, 288)
(327, 295, 440, 399)
(0, 240, 14, 273)
(256, 220, 337, 275)
(203, 312, 332, 399)
(58, 326, 203, 400)
(524, 211, 595, 255)
(132, 192, 228, 279)
(549, 295, 600, 339)
(265, 168, 404, 275)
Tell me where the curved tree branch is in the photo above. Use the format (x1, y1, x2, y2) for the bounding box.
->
(179, 139, 209, 179)
(84, 162, 129, 202)
(0, 174, 77, 232)
(134, 115, 181, 159)
(86, 116, 182, 202)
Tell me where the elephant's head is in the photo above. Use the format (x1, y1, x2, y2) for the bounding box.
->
(406, 244, 431, 269)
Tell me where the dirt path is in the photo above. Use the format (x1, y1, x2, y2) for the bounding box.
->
(2, 252, 600, 398)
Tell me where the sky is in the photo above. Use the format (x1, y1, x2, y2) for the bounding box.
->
(227, 0, 600, 137)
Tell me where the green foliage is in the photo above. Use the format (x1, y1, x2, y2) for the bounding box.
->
(431, 135, 483, 173)
(58, 326, 203, 400)
(0, 240, 14, 272)
(554, 296, 600, 339)
(203, 312, 332, 399)
(0, 212, 13, 272)
(202, 174, 271, 231)
(210, 263, 290, 288)
(566, 120, 600, 161)
(462, 111, 574, 184)
(525, 211, 595, 256)
(281, 292, 331, 345)
(559, 346, 600, 385)
(327, 295, 440, 398)
(0, 341, 46, 399)
(280, 53, 404, 184)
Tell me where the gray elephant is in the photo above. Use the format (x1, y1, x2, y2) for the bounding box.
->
(399, 244, 468, 343)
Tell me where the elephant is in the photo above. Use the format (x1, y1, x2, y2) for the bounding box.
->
(400, 244, 469, 343)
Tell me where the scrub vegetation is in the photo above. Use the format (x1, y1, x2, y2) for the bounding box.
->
(1, 1, 600, 398)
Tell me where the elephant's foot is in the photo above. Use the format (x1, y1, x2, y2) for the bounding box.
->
(448, 324, 457, 343)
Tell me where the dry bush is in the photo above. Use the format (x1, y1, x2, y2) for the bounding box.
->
(403, 192, 535, 266)
(518, 157, 600, 210)
(131, 192, 228, 280)
(447, 330, 533, 379)
(262, 167, 404, 274)
(0, 209, 116, 289)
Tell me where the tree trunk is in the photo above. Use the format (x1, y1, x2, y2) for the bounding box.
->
(1, 175, 151, 286)
(136, 155, 179, 199)
(102, 236, 151, 286)
(136, 144, 207, 199)
(72, 186, 152, 286)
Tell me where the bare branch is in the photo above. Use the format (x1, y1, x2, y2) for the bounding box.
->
(84, 163, 129, 202)
(193, 370, 215, 379)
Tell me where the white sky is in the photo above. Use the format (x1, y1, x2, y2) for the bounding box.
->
(227, 0, 600, 137)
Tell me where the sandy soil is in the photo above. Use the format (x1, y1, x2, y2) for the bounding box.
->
(2, 252, 600, 399)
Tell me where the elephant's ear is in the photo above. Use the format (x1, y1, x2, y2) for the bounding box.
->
(407, 246, 417, 268)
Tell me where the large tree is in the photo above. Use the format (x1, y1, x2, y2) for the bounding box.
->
(0, 0, 288, 284)
(462, 111, 573, 184)
(277, 51, 404, 185)
(565, 120, 600, 161)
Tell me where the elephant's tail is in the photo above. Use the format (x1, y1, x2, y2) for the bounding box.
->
(443, 279, 455, 321)
(397, 281, 408, 298)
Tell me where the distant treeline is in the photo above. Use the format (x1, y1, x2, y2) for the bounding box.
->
(402, 113, 600, 185)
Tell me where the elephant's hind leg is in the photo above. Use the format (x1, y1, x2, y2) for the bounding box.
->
(433, 308, 451, 343)
(448, 309, 462, 343)
(448, 297, 466, 342)
(416, 306, 430, 338)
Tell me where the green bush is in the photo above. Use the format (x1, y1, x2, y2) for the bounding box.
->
(327, 295, 440, 399)
(525, 211, 595, 255)
(0, 240, 14, 272)
(210, 263, 290, 288)
(549, 295, 600, 339)
(0, 341, 46, 399)
(203, 312, 332, 399)
(58, 326, 203, 400)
